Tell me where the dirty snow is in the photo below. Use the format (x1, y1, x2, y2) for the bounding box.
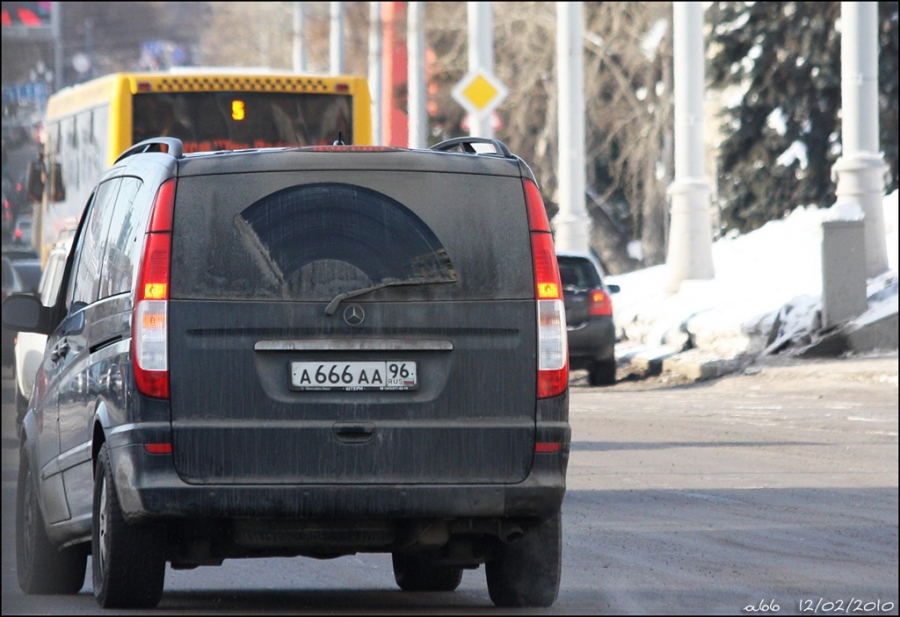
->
(606, 190, 898, 358)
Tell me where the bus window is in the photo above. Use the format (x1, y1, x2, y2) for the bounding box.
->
(132, 92, 353, 152)
(36, 70, 371, 265)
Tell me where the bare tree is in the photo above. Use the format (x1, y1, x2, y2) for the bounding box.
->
(199, 2, 369, 73)
(194, 2, 672, 274)
(425, 2, 671, 274)
(582, 3, 673, 272)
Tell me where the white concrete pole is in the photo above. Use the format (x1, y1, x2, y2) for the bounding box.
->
(52, 1, 63, 92)
(368, 2, 383, 146)
(330, 1, 344, 75)
(467, 2, 494, 138)
(833, 1, 888, 277)
(292, 2, 307, 73)
(408, 2, 427, 149)
(665, 1, 714, 293)
(554, 2, 590, 255)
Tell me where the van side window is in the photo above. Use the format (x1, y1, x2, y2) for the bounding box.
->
(67, 178, 121, 310)
(99, 177, 144, 299)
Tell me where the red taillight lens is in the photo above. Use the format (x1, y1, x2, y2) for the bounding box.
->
(535, 442, 562, 453)
(589, 289, 613, 316)
(133, 179, 175, 399)
(525, 178, 568, 399)
(144, 443, 173, 454)
(532, 233, 562, 300)
(524, 179, 551, 232)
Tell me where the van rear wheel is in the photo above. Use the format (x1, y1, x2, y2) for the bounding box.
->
(392, 553, 463, 591)
(92, 442, 166, 608)
(485, 511, 562, 607)
(16, 458, 87, 594)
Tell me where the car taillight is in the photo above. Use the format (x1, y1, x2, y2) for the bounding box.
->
(589, 289, 613, 316)
(133, 179, 175, 399)
(524, 179, 568, 399)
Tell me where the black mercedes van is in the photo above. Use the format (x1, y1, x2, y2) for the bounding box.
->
(4, 136, 570, 609)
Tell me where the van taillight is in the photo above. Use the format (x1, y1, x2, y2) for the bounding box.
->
(524, 179, 568, 399)
(524, 179, 551, 232)
(133, 179, 175, 399)
(589, 289, 613, 316)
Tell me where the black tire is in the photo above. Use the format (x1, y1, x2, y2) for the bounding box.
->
(392, 553, 463, 592)
(92, 442, 167, 608)
(16, 457, 87, 594)
(485, 511, 562, 608)
(588, 360, 617, 386)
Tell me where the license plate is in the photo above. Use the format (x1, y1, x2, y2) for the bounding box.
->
(290, 361, 418, 391)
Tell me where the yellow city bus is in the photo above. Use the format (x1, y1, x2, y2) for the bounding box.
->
(30, 69, 372, 263)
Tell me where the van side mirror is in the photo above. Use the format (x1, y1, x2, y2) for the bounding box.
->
(2, 294, 53, 334)
(25, 160, 44, 202)
(607, 284, 621, 294)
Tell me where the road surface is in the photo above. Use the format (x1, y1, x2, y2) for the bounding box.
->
(2, 355, 897, 614)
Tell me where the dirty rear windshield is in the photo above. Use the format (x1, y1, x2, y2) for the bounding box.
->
(132, 92, 352, 152)
(170, 171, 534, 301)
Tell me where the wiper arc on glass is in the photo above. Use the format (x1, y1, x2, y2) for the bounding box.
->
(324, 278, 456, 316)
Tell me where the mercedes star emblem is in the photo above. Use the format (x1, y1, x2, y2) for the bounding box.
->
(343, 304, 365, 326)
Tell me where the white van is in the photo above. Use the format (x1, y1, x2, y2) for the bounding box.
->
(14, 236, 72, 429)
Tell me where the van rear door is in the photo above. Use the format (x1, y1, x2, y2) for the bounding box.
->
(167, 164, 538, 485)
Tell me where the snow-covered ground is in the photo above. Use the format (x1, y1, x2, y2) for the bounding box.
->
(606, 190, 898, 359)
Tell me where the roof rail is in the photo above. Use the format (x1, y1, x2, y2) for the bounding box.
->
(430, 137, 514, 159)
(115, 137, 184, 164)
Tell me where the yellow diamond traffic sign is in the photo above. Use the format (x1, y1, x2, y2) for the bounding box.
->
(462, 75, 498, 111)
(452, 70, 508, 117)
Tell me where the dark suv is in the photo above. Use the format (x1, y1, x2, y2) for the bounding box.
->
(557, 251, 619, 386)
(3, 137, 570, 609)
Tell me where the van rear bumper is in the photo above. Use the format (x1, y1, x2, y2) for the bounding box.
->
(107, 424, 569, 524)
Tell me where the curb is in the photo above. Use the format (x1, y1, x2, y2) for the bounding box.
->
(660, 351, 751, 382)
(615, 344, 682, 380)
(615, 344, 753, 383)
(614, 344, 898, 385)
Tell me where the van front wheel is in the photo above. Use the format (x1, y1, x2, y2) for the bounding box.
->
(485, 511, 562, 607)
(16, 457, 87, 594)
(92, 442, 166, 608)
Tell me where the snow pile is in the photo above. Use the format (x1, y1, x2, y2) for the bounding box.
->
(884, 190, 898, 273)
(607, 190, 899, 359)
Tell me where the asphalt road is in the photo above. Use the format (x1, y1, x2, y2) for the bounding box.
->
(2, 355, 898, 615)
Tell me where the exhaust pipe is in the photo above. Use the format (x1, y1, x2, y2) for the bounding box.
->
(499, 523, 525, 544)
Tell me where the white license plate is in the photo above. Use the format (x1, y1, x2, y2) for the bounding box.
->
(290, 361, 418, 391)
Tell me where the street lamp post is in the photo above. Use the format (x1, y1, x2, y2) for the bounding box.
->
(665, 1, 715, 293)
(832, 1, 889, 278)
